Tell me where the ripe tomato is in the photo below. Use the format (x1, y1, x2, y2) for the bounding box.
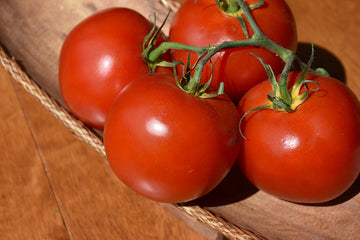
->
(59, 8, 170, 130)
(169, 0, 297, 103)
(237, 72, 360, 203)
(104, 73, 241, 203)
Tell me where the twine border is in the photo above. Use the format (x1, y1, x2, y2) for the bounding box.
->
(0, 1, 267, 238)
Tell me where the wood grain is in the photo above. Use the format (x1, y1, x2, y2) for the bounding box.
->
(0, 63, 211, 239)
(15, 73, 211, 240)
(0, 0, 359, 239)
(0, 64, 69, 239)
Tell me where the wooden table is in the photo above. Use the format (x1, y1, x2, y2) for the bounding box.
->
(1, 1, 359, 239)
(0, 58, 214, 239)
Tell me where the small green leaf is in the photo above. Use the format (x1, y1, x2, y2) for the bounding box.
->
(267, 94, 291, 112)
(250, 53, 279, 95)
(304, 80, 320, 91)
(239, 102, 272, 139)
(198, 58, 214, 95)
(249, 0, 264, 10)
(237, 16, 249, 39)
(315, 67, 330, 77)
(290, 43, 315, 98)
(142, 13, 157, 51)
(217, 82, 225, 95)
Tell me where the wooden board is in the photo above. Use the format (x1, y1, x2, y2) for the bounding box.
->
(0, 0, 359, 239)
(0, 53, 69, 240)
(0, 60, 212, 239)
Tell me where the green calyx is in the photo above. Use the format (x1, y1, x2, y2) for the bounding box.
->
(261, 44, 319, 113)
(239, 45, 320, 139)
(216, 0, 264, 39)
(216, 0, 241, 16)
(142, 13, 223, 99)
(215, 0, 264, 17)
(175, 53, 225, 99)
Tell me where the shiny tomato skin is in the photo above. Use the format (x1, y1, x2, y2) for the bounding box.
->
(59, 8, 170, 130)
(104, 73, 241, 203)
(169, 0, 297, 103)
(237, 72, 360, 203)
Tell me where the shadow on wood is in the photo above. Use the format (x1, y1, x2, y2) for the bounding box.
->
(296, 42, 346, 83)
(184, 165, 258, 207)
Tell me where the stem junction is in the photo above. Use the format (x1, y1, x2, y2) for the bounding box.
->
(144, 0, 326, 103)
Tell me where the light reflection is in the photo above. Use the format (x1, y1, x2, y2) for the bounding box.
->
(283, 135, 299, 150)
(99, 55, 113, 77)
(146, 118, 168, 137)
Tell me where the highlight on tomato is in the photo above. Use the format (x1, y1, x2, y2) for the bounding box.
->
(103, 73, 241, 203)
(169, 0, 298, 103)
(237, 70, 360, 203)
(59, 8, 170, 130)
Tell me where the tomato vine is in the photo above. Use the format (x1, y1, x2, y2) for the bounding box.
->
(145, 0, 332, 119)
(145, 0, 317, 98)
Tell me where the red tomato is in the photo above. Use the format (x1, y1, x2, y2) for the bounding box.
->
(59, 8, 170, 130)
(169, 0, 297, 103)
(237, 72, 360, 203)
(104, 73, 241, 203)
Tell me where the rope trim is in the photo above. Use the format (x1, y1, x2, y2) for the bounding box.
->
(177, 205, 267, 240)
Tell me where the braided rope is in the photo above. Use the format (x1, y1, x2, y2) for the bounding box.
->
(177, 205, 267, 240)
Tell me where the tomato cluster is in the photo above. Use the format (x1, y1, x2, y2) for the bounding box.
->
(59, 0, 360, 204)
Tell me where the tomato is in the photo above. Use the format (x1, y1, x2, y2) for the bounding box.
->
(103, 73, 241, 203)
(59, 8, 170, 130)
(169, 0, 297, 103)
(237, 72, 360, 203)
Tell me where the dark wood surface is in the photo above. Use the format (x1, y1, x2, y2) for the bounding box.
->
(0, 0, 359, 239)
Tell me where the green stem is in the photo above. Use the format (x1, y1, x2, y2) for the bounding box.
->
(146, 0, 295, 95)
(235, 0, 293, 62)
(190, 39, 255, 92)
(278, 53, 296, 105)
(234, 0, 262, 36)
(148, 42, 209, 63)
